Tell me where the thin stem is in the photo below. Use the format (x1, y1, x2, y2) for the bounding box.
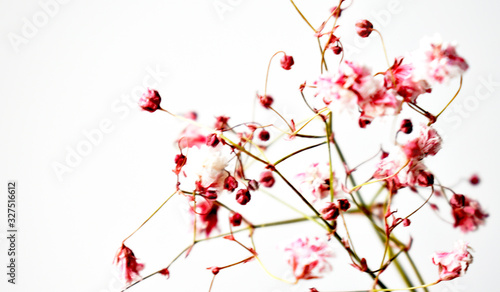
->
(289, 0, 316, 32)
(122, 191, 177, 243)
(273, 141, 327, 166)
(434, 75, 463, 121)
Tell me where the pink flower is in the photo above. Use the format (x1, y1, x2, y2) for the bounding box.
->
(414, 36, 469, 84)
(320, 202, 339, 221)
(402, 124, 442, 160)
(296, 163, 336, 202)
(258, 94, 274, 109)
(259, 170, 275, 188)
(177, 125, 207, 149)
(284, 237, 334, 281)
(188, 197, 219, 237)
(385, 58, 431, 102)
(113, 244, 145, 284)
(450, 194, 488, 233)
(374, 148, 433, 193)
(432, 241, 473, 281)
(138, 88, 162, 112)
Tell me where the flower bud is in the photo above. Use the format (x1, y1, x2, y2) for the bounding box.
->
(320, 202, 339, 221)
(248, 179, 259, 191)
(355, 20, 373, 38)
(259, 171, 275, 188)
(138, 88, 162, 112)
(331, 45, 342, 55)
(337, 199, 350, 211)
(417, 171, 434, 187)
(236, 189, 251, 205)
(258, 129, 270, 141)
(258, 94, 274, 109)
(206, 133, 220, 147)
(210, 267, 220, 275)
(400, 119, 413, 134)
(224, 175, 238, 192)
(174, 154, 187, 175)
(469, 174, 480, 185)
(330, 6, 342, 17)
(214, 116, 230, 131)
(280, 54, 294, 70)
(230, 212, 243, 227)
(403, 218, 411, 227)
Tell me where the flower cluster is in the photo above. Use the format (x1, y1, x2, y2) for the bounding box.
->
(113, 2, 487, 291)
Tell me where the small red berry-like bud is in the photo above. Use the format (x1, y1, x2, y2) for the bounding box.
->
(403, 218, 411, 227)
(248, 179, 259, 191)
(159, 268, 170, 278)
(381, 151, 389, 159)
(280, 54, 294, 70)
(258, 94, 274, 109)
(258, 129, 270, 141)
(230, 212, 243, 227)
(214, 116, 230, 131)
(337, 199, 350, 211)
(206, 133, 220, 147)
(210, 267, 220, 275)
(331, 45, 342, 55)
(174, 154, 187, 175)
(138, 88, 162, 112)
(400, 119, 413, 134)
(417, 171, 434, 187)
(224, 175, 238, 192)
(259, 171, 275, 188)
(355, 20, 373, 38)
(310, 288, 319, 292)
(236, 189, 251, 205)
(320, 202, 340, 221)
(469, 174, 480, 185)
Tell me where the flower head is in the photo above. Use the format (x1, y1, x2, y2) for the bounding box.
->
(284, 237, 334, 281)
(296, 163, 336, 202)
(432, 241, 473, 281)
(113, 244, 145, 284)
(355, 20, 373, 38)
(450, 194, 488, 233)
(188, 197, 219, 237)
(280, 54, 295, 70)
(138, 88, 162, 112)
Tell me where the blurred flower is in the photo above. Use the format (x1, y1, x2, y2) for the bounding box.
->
(113, 244, 145, 284)
(284, 237, 334, 281)
(138, 88, 162, 112)
(450, 194, 488, 233)
(432, 241, 473, 281)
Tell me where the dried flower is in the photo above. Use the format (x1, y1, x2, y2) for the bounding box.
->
(236, 189, 251, 205)
(259, 170, 275, 188)
(450, 194, 488, 233)
(138, 88, 162, 112)
(432, 241, 473, 281)
(355, 20, 373, 38)
(284, 237, 334, 281)
(113, 244, 145, 284)
(280, 54, 295, 70)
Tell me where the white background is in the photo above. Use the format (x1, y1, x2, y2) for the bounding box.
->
(1, 0, 499, 291)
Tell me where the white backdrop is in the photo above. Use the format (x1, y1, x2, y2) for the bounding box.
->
(1, 0, 499, 291)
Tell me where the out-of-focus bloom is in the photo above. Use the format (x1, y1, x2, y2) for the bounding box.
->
(188, 197, 219, 237)
(223, 175, 238, 192)
(259, 170, 275, 188)
(229, 212, 242, 227)
(180, 144, 231, 195)
(399, 119, 413, 134)
(296, 163, 336, 202)
(355, 20, 373, 38)
(432, 241, 473, 281)
(138, 88, 162, 112)
(413, 35, 469, 84)
(284, 237, 334, 281)
(113, 244, 145, 284)
(280, 54, 295, 70)
(258, 129, 270, 141)
(214, 116, 230, 131)
(177, 125, 207, 149)
(469, 174, 480, 185)
(450, 194, 488, 233)
(337, 199, 350, 211)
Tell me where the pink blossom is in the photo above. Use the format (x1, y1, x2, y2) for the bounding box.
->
(374, 148, 433, 193)
(402, 124, 442, 160)
(138, 88, 162, 112)
(296, 163, 336, 202)
(414, 36, 469, 84)
(355, 20, 373, 38)
(259, 170, 275, 188)
(385, 58, 431, 102)
(450, 194, 488, 233)
(188, 197, 219, 237)
(177, 125, 207, 149)
(432, 241, 473, 281)
(284, 237, 334, 281)
(113, 244, 145, 284)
